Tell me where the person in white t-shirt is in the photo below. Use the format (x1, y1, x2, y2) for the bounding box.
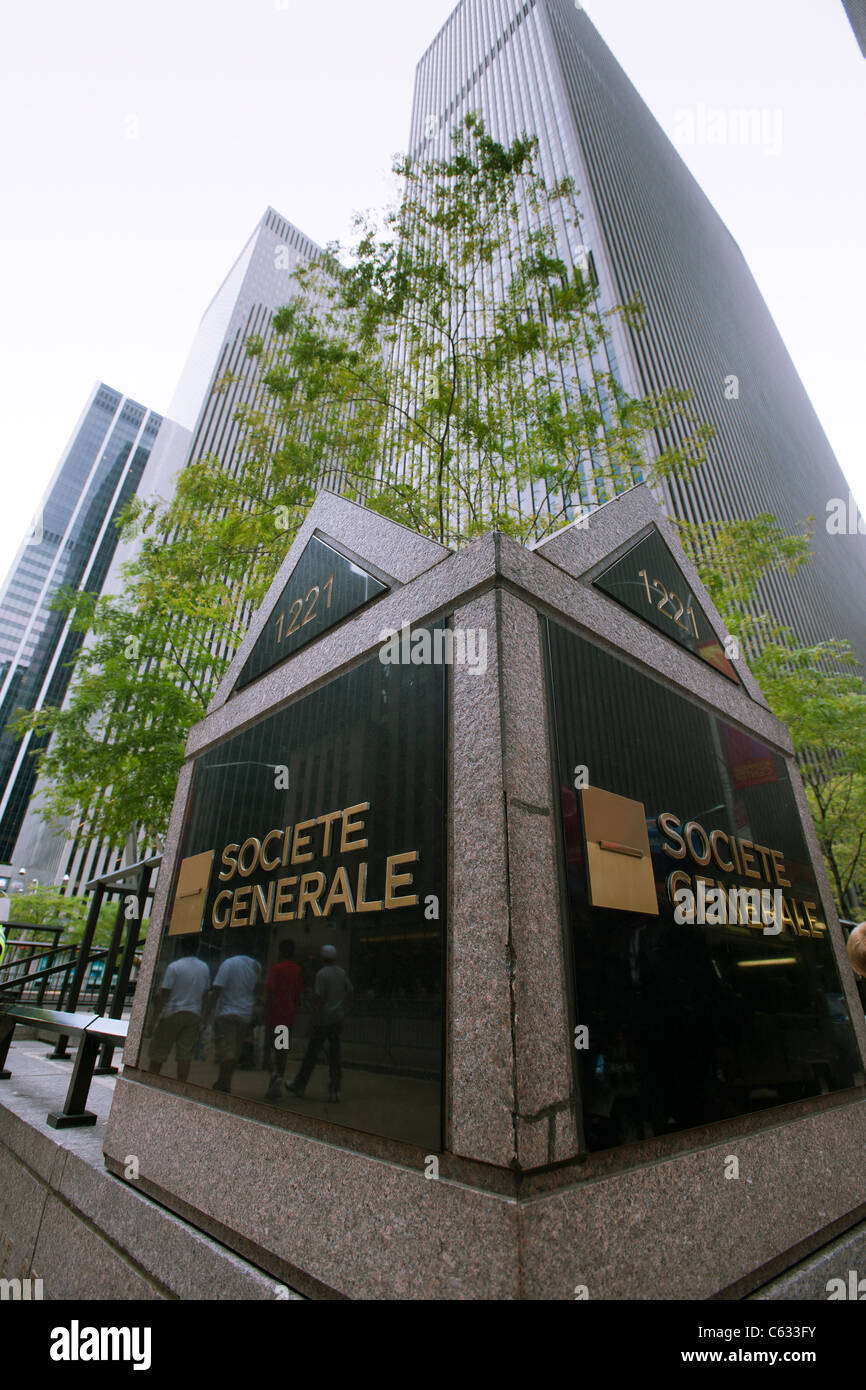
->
(148, 938, 211, 1082)
(204, 948, 262, 1093)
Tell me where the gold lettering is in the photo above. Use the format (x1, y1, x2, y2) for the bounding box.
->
(356, 861, 383, 912)
(274, 876, 298, 922)
(212, 890, 233, 928)
(297, 871, 326, 918)
(710, 829, 734, 874)
(754, 844, 773, 881)
(260, 829, 283, 871)
(219, 844, 239, 882)
(230, 886, 252, 928)
(694, 875, 721, 922)
(659, 812, 686, 860)
(739, 839, 760, 879)
(803, 901, 825, 937)
(385, 850, 419, 909)
(317, 809, 342, 856)
(237, 837, 262, 878)
(791, 899, 810, 937)
(666, 868, 691, 903)
(684, 820, 711, 866)
(341, 803, 370, 853)
(771, 849, 791, 887)
(281, 826, 294, 866)
(323, 866, 356, 916)
(291, 819, 317, 864)
(780, 895, 798, 935)
(251, 881, 275, 926)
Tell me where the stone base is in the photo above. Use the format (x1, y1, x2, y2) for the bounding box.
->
(0, 1060, 299, 1301)
(752, 1220, 866, 1300)
(104, 1070, 866, 1300)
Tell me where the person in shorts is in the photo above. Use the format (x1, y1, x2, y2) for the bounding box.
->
(205, 947, 262, 1093)
(148, 937, 211, 1082)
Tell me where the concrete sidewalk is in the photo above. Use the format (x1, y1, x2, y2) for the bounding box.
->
(0, 1038, 302, 1300)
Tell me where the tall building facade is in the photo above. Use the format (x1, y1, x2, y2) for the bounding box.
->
(0, 386, 162, 879)
(843, 0, 866, 57)
(11, 209, 321, 894)
(409, 0, 866, 662)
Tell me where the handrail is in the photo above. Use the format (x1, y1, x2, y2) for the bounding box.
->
(2, 856, 158, 1065)
(0, 943, 74, 975)
(0, 948, 108, 994)
(0, 1002, 129, 1127)
(0, 923, 64, 939)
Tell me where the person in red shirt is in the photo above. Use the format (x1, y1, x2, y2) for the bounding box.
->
(264, 939, 304, 1100)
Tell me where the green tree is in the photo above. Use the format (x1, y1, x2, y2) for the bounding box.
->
(14, 115, 711, 848)
(2, 884, 118, 946)
(250, 114, 710, 545)
(675, 513, 866, 912)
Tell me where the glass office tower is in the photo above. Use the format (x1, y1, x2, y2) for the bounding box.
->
(409, 0, 866, 662)
(843, 0, 866, 57)
(0, 387, 162, 873)
(10, 209, 321, 893)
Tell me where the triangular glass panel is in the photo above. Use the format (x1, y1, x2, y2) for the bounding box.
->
(235, 535, 388, 690)
(594, 529, 739, 683)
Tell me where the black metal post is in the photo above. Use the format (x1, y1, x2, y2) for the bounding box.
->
(35, 950, 50, 1007)
(47, 1031, 99, 1128)
(94, 897, 126, 1016)
(49, 884, 104, 1058)
(0, 1016, 15, 1078)
(96, 866, 153, 1073)
(56, 951, 76, 1011)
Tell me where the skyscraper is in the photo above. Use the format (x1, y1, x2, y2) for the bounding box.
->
(10, 209, 321, 892)
(409, 0, 866, 661)
(843, 0, 866, 57)
(0, 386, 162, 876)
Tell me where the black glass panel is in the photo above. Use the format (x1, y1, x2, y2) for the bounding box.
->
(594, 528, 739, 682)
(545, 619, 862, 1153)
(143, 640, 446, 1150)
(236, 536, 388, 689)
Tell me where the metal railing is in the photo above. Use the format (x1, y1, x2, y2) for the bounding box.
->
(0, 855, 161, 1124)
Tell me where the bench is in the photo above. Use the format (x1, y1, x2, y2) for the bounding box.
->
(0, 1003, 128, 1128)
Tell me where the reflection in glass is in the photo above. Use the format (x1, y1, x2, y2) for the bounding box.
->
(143, 640, 446, 1150)
(545, 619, 862, 1153)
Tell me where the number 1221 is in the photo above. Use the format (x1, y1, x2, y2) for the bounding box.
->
(638, 568, 699, 638)
(275, 572, 334, 642)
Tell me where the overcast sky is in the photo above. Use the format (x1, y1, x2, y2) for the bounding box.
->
(1, 0, 863, 567)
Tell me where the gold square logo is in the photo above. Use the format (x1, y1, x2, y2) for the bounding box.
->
(168, 851, 215, 936)
(579, 787, 658, 915)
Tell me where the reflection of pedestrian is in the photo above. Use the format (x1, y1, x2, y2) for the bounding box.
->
(286, 944, 353, 1102)
(205, 949, 262, 1093)
(148, 938, 210, 1082)
(264, 939, 303, 1100)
